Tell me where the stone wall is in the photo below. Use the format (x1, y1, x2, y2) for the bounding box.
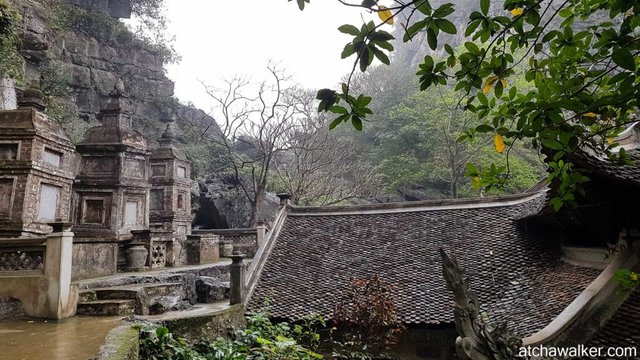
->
(159, 304, 246, 342)
(72, 242, 117, 280)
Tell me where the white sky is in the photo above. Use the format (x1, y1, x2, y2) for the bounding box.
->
(162, 0, 387, 112)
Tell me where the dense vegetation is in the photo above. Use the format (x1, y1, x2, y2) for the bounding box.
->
(305, 0, 640, 209)
(0, 0, 22, 80)
(140, 276, 405, 359)
(140, 312, 325, 360)
(329, 38, 545, 199)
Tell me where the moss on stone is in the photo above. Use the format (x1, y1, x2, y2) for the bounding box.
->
(96, 325, 140, 360)
(161, 304, 246, 342)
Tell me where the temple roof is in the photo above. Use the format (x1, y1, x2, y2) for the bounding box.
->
(248, 192, 601, 336)
(580, 290, 640, 357)
(573, 148, 640, 186)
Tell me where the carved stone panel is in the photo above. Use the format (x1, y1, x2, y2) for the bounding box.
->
(123, 158, 145, 178)
(150, 244, 166, 268)
(82, 157, 116, 175)
(0, 250, 44, 271)
(0, 143, 18, 160)
(0, 178, 14, 218)
(78, 193, 112, 227)
(176, 166, 186, 178)
(124, 201, 139, 225)
(38, 183, 61, 220)
(150, 189, 164, 212)
(83, 199, 105, 224)
(177, 192, 185, 210)
(42, 148, 62, 167)
(151, 164, 166, 177)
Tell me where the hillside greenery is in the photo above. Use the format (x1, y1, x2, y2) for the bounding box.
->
(307, 0, 640, 209)
(0, 0, 22, 80)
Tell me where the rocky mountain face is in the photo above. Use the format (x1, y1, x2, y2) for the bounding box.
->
(11, 0, 221, 143)
(68, 0, 132, 18)
(193, 173, 280, 229)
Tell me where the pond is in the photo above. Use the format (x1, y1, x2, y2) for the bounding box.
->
(0, 316, 122, 360)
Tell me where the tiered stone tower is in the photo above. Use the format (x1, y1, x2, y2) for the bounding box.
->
(0, 88, 75, 237)
(71, 82, 151, 278)
(149, 119, 192, 266)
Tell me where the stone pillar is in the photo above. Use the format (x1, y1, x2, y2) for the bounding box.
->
(276, 193, 291, 206)
(229, 251, 246, 305)
(256, 222, 266, 246)
(44, 222, 78, 319)
(0, 78, 16, 110)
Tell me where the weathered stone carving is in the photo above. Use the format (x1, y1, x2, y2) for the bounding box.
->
(440, 248, 522, 360)
(124, 244, 148, 271)
(0, 86, 76, 237)
(0, 250, 44, 271)
(150, 244, 166, 268)
(149, 119, 192, 266)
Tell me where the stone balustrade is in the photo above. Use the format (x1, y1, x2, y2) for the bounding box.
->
(0, 224, 78, 319)
(192, 226, 265, 259)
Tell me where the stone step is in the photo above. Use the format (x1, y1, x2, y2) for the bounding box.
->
(76, 299, 136, 316)
(77, 282, 186, 316)
(80, 282, 183, 301)
(196, 278, 230, 303)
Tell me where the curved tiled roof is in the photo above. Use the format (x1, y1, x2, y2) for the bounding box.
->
(574, 149, 640, 186)
(579, 290, 640, 359)
(248, 192, 601, 337)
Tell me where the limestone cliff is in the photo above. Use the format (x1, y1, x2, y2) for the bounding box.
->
(11, 0, 221, 144)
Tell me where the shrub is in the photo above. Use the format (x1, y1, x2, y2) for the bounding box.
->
(0, 0, 22, 79)
(331, 276, 405, 359)
(139, 311, 325, 360)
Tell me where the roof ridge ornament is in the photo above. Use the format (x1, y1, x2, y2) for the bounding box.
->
(99, 78, 133, 128)
(111, 78, 127, 97)
(440, 248, 522, 360)
(161, 114, 179, 141)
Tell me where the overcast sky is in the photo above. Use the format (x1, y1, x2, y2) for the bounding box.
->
(162, 1, 387, 112)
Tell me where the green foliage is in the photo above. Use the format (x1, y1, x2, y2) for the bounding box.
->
(343, 67, 543, 198)
(296, 0, 640, 208)
(139, 312, 325, 360)
(614, 269, 640, 293)
(140, 326, 202, 360)
(0, 0, 22, 79)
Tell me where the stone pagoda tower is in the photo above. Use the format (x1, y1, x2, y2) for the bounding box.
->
(0, 87, 75, 237)
(71, 81, 151, 278)
(149, 119, 192, 266)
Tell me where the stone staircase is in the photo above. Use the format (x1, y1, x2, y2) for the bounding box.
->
(77, 282, 186, 316)
(75, 263, 232, 317)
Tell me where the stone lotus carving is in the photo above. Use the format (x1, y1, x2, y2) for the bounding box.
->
(440, 248, 523, 360)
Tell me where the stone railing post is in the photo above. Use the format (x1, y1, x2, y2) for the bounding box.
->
(229, 251, 246, 305)
(256, 222, 266, 246)
(45, 222, 78, 319)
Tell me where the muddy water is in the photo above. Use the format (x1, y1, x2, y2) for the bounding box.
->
(0, 316, 122, 360)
